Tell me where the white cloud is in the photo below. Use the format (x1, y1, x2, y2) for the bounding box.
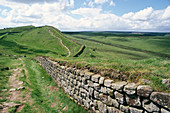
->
(162, 6, 170, 20)
(71, 8, 102, 17)
(132, 7, 153, 21)
(94, 0, 108, 4)
(0, 0, 170, 32)
(110, 1, 115, 6)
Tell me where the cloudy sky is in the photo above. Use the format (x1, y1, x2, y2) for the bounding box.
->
(0, 0, 170, 31)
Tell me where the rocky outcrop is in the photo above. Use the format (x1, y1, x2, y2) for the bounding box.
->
(35, 56, 170, 113)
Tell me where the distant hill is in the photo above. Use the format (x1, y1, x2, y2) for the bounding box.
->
(0, 26, 81, 58)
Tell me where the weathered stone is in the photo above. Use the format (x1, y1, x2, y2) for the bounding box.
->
(107, 88, 114, 96)
(17, 86, 25, 90)
(162, 79, 170, 88)
(82, 77, 87, 84)
(9, 88, 16, 92)
(114, 91, 124, 104)
(104, 79, 113, 87)
(2, 102, 21, 107)
(94, 90, 99, 99)
(80, 71, 85, 77)
(94, 83, 100, 90)
(97, 101, 107, 113)
(112, 99, 119, 108)
(142, 99, 159, 112)
(126, 95, 141, 107)
(99, 94, 108, 104)
(84, 85, 89, 90)
(95, 110, 100, 113)
(137, 85, 153, 97)
(161, 108, 170, 113)
(111, 81, 127, 92)
(87, 80, 94, 87)
(84, 97, 91, 109)
(120, 105, 129, 113)
(101, 87, 108, 94)
(99, 77, 105, 85)
(84, 71, 93, 79)
(107, 96, 113, 106)
(76, 69, 80, 75)
(92, 74, 101, 82)
(92, 106, 95, 112)
(124, 83, 138, 95)
(129, 107, 143, 113)
(89, 87, 94, 97)
(150, 92, 170, 109)
(107, 107, 122, 113)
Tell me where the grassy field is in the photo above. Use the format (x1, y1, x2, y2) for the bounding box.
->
(62, 31, 170, 92)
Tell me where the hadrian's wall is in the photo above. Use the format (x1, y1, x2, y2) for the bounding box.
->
(35, 56, 170, 113)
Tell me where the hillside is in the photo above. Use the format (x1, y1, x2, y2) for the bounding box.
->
(0, 26, 81, 58)
(0, 26, 87, 113)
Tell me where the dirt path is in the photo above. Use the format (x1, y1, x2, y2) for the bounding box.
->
(48, 29, 71, 57)
(0, 59, 30, 113)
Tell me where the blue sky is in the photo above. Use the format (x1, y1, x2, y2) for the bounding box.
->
(0, 0, 170, 31)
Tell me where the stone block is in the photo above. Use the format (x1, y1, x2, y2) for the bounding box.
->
(76, 69, 80, 75)
(111, 81, 127, 92)
(101, 86, 108, 94)
(79, 71, 84, 76)
(94, 83, 100, 90)
(89, 87, 94, 97)
(107, 88, 114, 96)
(107, 96, 113, 106)
(82, 77, 87, 84)
(114, 91, 124, 104)
(126, 95, 141, 107)
(161, 108, 170, 113)
(124, 83, 138, 95)
(142, 99, 159, 112)
(99, 77, 105, 85)
(104, 79, 113, 87)
(92, 74, 101, 82)
(107, 107, 122, 113)
(120, 105, 129, 113)
(97, 101, 107, 113)
(84, 71, 93, 79)
(99, 93, 108, 104)
(137, 85, 153, 97)
(84, 85, 89, 90)
(112, 99, 119, 108)
(87, 80, 94, 87)
(129, 107, 143, 113)
(94, 90, 100, 99)
(150, 92, 170, 109)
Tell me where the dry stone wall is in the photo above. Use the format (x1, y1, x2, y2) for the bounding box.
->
(35, 56, 170, 113)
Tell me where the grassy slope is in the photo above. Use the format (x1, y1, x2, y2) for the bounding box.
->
(0, 26, 86, 112)
(62, 32, 170, 92)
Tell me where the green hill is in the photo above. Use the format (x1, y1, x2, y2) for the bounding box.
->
(0, 26, 81, 58)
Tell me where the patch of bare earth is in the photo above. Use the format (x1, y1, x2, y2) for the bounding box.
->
(0, 59, 31, 113)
